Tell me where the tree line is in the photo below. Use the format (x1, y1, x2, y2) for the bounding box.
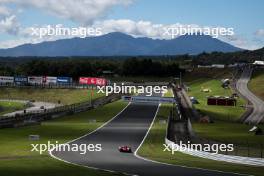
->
(0, 58, 184, 78)
(0, 47, 263, 77)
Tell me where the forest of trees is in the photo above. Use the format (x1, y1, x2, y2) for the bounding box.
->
(0, 58, 184, 78)
(0, 47, 263, 78)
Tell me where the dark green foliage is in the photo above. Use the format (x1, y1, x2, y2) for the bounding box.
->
(0, 47, 263, 78)
(0, 58, 184, 78)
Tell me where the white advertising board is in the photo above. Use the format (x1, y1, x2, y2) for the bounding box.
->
(28, 76, 43, 84)
(43, 76, 57, 84)
(122, 96, 176, 104)
(0, 76, 14, 83)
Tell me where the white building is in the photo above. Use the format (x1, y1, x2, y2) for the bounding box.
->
(197, 65, 213, 68)
(212, 64, 225, 68)
(253, 60, 264, 65)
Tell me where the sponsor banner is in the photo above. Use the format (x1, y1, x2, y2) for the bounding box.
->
(79, 77, 88, 84)
(122, 96, 176, 104)
(57, 77, 72, 84)
(0, 76, 14, 83)
(14, 76, 28, 85)
(79, 77, 106, 86)
(28, 76, 43, 84)
(43, 76, 57, 84)
(15, 76, 28, 83)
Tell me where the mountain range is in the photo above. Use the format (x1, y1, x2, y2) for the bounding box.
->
(0, 32, 241, 57)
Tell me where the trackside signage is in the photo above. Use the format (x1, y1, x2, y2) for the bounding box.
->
(0, 76, 14, 83)
(57, 77, 72, 84)
(28, 76, 43, 84)
(43, 76, 57, 84)
(122, 96, 176, 104)
(79, 77, 106, 86)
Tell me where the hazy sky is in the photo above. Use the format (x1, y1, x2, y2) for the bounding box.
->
(0, 0, 263, 50)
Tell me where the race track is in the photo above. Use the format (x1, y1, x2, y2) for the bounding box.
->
(236, 67, 264, 124)
(51, 101, 239, 176)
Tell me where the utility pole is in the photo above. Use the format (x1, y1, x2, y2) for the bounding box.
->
(180, 72, 182, 86)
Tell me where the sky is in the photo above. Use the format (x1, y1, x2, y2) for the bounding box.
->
(0, 0, 263, 50)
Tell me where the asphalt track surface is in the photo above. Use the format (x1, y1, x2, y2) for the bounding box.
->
(236, 67, 264, 124)
(51, 101, 239, 176)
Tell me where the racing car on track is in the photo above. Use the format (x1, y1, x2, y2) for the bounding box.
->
(118, 146, 132, 153)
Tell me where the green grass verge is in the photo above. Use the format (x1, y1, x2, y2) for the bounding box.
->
(0, 157, 122, 176)
(187, 79, 246, 121)
(249, 69, 264, 101)
(0, 100, 127, 176)
(186, 78, 264, 155)
(137, 101, 264, 176)
(183, 68, 234, 83)
(164, 88, 174, 97)
(0, 88, 103, 105)
(0, 101, 26, 115)
(193, 121, 264, 157)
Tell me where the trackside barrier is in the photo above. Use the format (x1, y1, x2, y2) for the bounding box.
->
(165, 138, 264, 166)
(0, 82, 98, 89)
(168, 83, 264, 160)
(0, 94, 122, 129)
(0, 82, 169, 89)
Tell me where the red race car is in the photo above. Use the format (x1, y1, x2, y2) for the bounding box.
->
(118, 146, 132, 153)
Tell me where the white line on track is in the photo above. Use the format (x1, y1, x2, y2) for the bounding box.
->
(133, 94, 250, 176)
(49, 102, 133, 176)
(49, 95, 250, 176)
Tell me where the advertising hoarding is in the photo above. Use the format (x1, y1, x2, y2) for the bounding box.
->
(79, 77, 106, 86)
(207, 96, 236, 106)
(43, 76, 57, 84)
(28, 76, 43, 84)
(57, 77, 72, 84)
(0, 76, 14, 83)
(122, 96, 176, 104)
(14, 76, 28, 85)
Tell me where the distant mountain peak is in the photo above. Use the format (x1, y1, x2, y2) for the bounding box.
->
(0, 32, 241, 57)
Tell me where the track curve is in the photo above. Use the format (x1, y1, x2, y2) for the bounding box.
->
(51, 101, 239, 176)
(236, 67, 264, 124)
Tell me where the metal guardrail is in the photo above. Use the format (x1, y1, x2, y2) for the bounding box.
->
(0, 82, 169, 89)
(0, 82, 98, 89)
(165, 137, 264, 166)
(168, 132, 264, 159)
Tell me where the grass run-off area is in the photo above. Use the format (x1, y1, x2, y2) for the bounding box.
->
(137, 89, 264, 175)
(192, 122, 264, 155)
(186, 78, 264, 156)
(183, 68, 234, 83)
(0, 101, 26, 115)
(249, 69, 264, 101)
(0, 87, 104, 105)
(187, 79, 246, 122)
(0, 100, 127, 176)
